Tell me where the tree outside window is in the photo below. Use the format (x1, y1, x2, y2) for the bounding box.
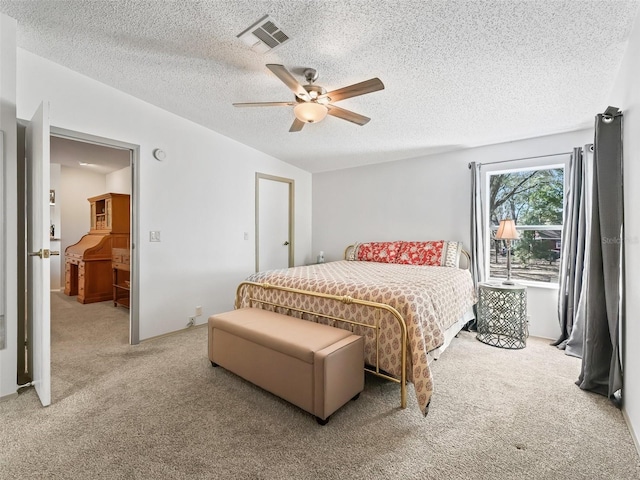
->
(487, 166, 564, 284)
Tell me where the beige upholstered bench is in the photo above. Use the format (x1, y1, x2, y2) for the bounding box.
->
(208, 308, 364, 424)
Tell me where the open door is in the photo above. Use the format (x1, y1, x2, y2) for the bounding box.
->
(26, 101, 52, 406)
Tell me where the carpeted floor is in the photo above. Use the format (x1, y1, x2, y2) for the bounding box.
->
(0, 292, 639, 479)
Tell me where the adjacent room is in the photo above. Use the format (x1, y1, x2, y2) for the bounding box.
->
(0, 1, 639, 478)
(46, 137, 133, 397)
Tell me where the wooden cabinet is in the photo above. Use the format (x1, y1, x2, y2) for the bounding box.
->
(65, 193, 130, 304)
(88, 193, 130, 234)
(112, 248, 130, 308)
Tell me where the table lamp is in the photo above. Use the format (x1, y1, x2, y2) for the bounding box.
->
(495, 219, 519, 285)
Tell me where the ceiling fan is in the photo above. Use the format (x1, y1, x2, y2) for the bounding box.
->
(233, 64, 384, 132)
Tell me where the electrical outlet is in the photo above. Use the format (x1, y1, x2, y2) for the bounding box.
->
(195, 306, 202, 316)
(149, 231, 161, 242)
(244, 232, 249, 241)
(187, 316, 196, 327)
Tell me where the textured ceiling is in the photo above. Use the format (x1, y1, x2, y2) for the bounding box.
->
(50, 136, 130, 175)
(1, 1, 639, 173)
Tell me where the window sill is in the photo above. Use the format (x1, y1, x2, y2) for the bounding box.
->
(487, 278, 559, 290)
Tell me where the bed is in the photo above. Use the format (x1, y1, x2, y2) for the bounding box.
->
(236, 240, 477, 415)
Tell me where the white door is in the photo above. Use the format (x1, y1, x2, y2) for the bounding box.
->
(257, 175, 292, 272)
(26, 101, 52, 407)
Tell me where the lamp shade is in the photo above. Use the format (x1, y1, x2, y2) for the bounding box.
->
(495, 219, 519, 240)
(293, 102, 328, 123)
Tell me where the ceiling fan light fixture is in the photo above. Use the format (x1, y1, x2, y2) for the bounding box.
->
(294, 102, 328, 123)
(234, 64, 384, 130)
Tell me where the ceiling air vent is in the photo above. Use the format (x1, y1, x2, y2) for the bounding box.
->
(237, 15, 290, 54)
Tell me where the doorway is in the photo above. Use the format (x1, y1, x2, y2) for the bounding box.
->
(18, 124, 140, 392)
(49, 126, 140, 346)
(255, 173, 294, 272)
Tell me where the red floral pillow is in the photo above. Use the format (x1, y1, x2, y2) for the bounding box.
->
(356, 241, 401, 263)
(397, 241, 445, 266)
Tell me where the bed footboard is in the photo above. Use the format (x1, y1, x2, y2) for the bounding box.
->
(235, 281, 409, 409)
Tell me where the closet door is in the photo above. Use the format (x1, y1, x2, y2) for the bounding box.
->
(256, 174, 294, 272)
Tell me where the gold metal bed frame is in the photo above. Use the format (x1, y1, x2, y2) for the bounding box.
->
(235, 245, 471, 411)
(236, 280, 410, 408)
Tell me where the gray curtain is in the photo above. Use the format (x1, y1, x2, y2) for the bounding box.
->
(554, 146, 592, 357)
(565, 145, 594, 357)
(577, 108, 624, 401)
(468, 162, 485, 329)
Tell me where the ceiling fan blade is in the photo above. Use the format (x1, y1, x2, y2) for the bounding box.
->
(289, 118, 305, 132)
(326, 105, 370, 126)
(266, 64, 311, 102)
(320, 78, 384, 103)
(233, 102, 296, 107)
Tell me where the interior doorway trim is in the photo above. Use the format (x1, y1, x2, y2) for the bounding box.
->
(255, 173, 294, 273)
(50, 126, 141, 345)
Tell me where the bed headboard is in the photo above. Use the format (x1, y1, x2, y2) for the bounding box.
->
(344, 240, 471, 270)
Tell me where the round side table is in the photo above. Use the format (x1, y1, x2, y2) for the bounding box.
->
(476, 283, 528, 349)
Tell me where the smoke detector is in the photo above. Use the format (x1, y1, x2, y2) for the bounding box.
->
(237, 15, 290, 54)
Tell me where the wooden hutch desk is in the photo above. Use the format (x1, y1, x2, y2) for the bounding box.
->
(64, 193, 130, 304)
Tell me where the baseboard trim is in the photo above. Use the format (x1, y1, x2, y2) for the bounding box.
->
(0, 392, 18, 402)
(140, 322, 207, 344)
(622, 408, 640, 457)
(528, 334, 556, 341)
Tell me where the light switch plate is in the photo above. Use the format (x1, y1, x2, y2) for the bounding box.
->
(149, 231, 161, 242)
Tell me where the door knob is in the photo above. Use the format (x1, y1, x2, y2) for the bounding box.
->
(28, 249, 59, 258)
(283, 241, 290, 246)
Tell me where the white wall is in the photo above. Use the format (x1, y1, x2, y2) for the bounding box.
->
(313, 129, 592, 339)
(608, 8, 640, 455)
(17, 49, 312, 342)
(106, 166, 131, 194)
(58, 166, 107, 287)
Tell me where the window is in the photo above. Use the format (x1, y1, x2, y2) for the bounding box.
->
(486, 164, 564, 285)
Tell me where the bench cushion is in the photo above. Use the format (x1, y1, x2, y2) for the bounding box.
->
(210, 308, 353, 364)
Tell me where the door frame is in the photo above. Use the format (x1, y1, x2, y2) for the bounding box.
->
(0, 132, 5, 353)
(49, 126, 141, 345)
(255, 173, 294, 272)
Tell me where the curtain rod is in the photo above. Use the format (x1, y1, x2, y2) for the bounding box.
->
(468, 151, 572, 169)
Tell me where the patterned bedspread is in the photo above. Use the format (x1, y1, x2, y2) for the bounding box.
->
(241, 260, 477, 414)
